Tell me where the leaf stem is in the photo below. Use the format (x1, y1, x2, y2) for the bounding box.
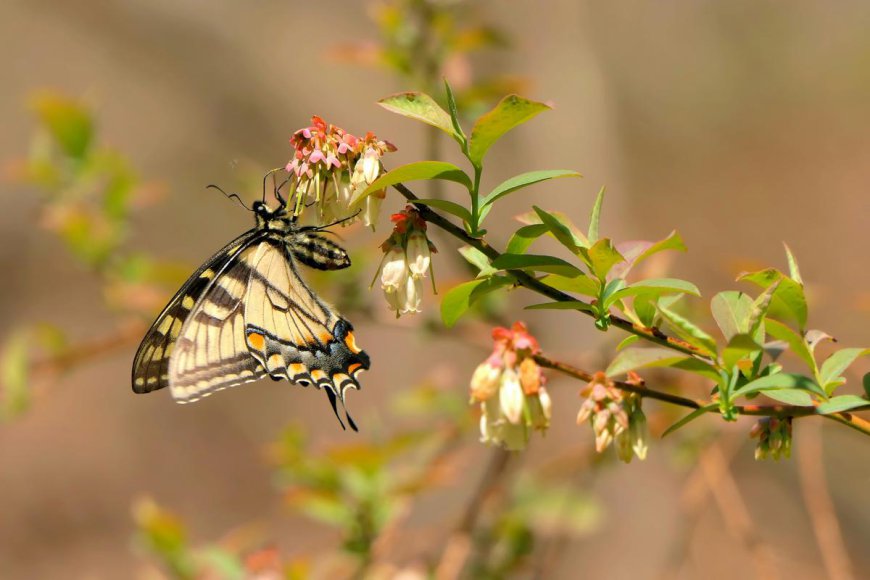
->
(469, 163, 482, 236)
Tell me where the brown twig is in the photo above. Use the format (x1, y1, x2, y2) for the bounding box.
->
(797, 421, 855, 580)
(30, 321, 146, 377)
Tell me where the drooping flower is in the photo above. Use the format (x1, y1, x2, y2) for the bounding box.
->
(471, 322, 551, 451)
(285, 118, 395, 227)
(750, 416, 792, 460)
(374, 207, 436, 317)
(576, 371, 648, 462)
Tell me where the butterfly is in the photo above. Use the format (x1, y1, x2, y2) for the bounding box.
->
(131, 181, 370, 430)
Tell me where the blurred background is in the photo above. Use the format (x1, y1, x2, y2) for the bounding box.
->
(1, 1, 869, 578)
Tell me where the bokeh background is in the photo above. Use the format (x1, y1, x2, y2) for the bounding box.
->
(1, 1, 869, 578)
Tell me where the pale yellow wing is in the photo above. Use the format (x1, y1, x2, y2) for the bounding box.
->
(167, 243, 268, 402)
(242, 241, 370, 429)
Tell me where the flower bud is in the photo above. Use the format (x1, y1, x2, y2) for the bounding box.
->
(470, 362, 501, 401)
(406, 230, 431, 279)
(499, 369, 524, 425)
(380, 245, 407, 292)
(519, 357, 542, 395)
(400, 275, 422, 314)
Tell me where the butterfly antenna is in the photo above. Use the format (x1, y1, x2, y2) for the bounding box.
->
(262, 167, 283, 205)
(273, 175, 290, 208)
(207, 184, 252, 211)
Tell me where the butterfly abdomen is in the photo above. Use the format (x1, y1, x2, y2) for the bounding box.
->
(287, 230, 351, 271)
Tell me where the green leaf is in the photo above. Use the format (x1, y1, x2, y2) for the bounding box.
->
(762, 389, 815, 406)
(491, 253, 585, 277)
(378, 92, 461, 143)
(540, 273, 600, 298)
(606, 347, 717, 379)
(351, 161, 472, 206)
(656, 304, 719, 357)
(738, 269, 807, 331)
(525, 301, 594, 312)
(411, 198, 472, 223)
(612, 231, 686, 279)
(443, 79, 467, 143)
(711, 291, 755, 342)
(783, 243, 803, 285)
(616, 335, 640, 351)
(633, 294, 658, 328)
(610, 278, 700, 305)
(441, 280, 483, 328)
(458, 246, 495, 277)
(30, 93, 93, 160)
(506, 224, 549, 254)
(816, 395, 869, 415)
(440, 277, 513, 327)
(731, 373, 824, 399)
(468, 95, 550, 166)
(662, 405, 717, 437)
(587, 186, 606, 243)
(819, 347, 870, 395)
(864, 373, 870, 399)
(722, 334, 763, 370)
(600, 278, 627, 306)
(764, 318, 816, 372)
(482, 170, 581, 207)
(586, 238, 624, 281)
(532, 206, 583, 254)
(517, 208, 590, 248)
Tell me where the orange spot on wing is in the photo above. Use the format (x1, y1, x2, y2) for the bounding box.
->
(247, 332, 265, 351)
(347, 363, 363, 375)
(344, 331, 362, 353)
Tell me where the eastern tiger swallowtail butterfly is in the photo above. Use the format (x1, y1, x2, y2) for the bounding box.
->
(131, 187, 369, 430)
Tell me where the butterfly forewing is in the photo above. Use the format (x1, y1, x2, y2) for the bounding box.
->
(132, 229, 263, 394)
(168, 243, 268, 402)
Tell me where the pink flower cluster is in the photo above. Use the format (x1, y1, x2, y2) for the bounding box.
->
(470, 322, 551, 451)
(285, 116, 396, 227)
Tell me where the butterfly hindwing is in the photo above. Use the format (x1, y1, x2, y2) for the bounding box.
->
(132, 230, 263, 394)
(242, 240, 370, 429)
